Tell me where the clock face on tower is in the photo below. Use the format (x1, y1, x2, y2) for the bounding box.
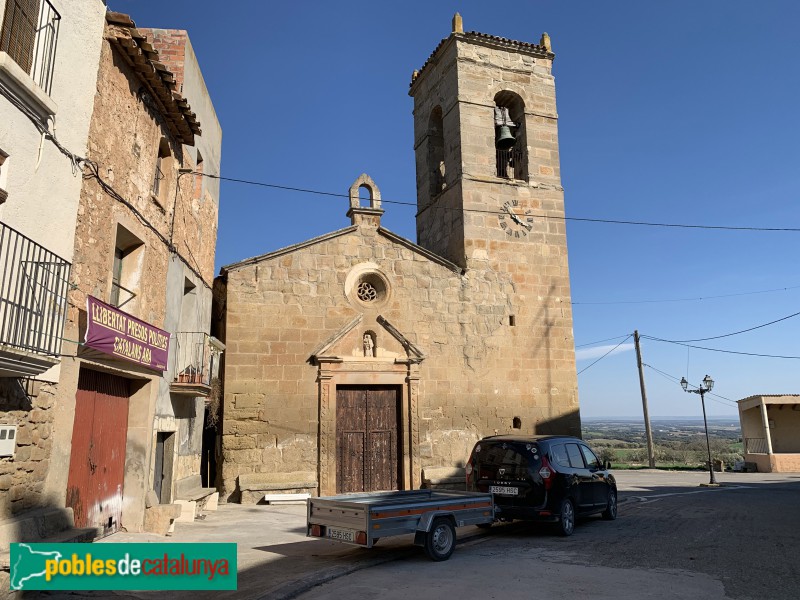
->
(498, 199, 533, 238)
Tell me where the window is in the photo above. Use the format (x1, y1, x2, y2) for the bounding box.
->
(580, 445, 601, 470)
(178, 276, 196, 330)
(109, 225, 144, 310)
(109, 247, 124, 306)
(551, 443, 570, 468)
(1, 0, 40, 74)
(427, 106, 445, 197)
(0, 0, 61, 94)
(565, 443, 586, 469)
(152, 138, 171, 204)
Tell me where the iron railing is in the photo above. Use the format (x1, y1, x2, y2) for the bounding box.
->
(496, 144, 526, 181)
(0, 0, 61, 95)
(172, 331, 214, 387)
(744, 437, 768, 454)
(0, 220, 70, 356)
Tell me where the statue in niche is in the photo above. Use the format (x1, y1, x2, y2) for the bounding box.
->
(363, 332, 375, 357)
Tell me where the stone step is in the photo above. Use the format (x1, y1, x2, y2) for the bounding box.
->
(0, 507, 78, 548)
(0, 526, 99, 569)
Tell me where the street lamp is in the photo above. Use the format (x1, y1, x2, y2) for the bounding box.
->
(680, 374, 718, 486)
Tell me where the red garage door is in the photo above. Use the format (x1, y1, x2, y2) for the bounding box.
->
(66, 368, 129, 536)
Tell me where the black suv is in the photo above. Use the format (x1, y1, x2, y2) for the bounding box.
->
(465, 435, 617, 535)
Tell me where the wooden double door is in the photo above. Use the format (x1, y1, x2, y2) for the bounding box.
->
(66, 369, 130, 535)
(336, 385, 401, 494)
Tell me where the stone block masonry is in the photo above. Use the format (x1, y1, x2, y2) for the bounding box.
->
(0, 379, 54, 518)
(216, 19, 580, 500)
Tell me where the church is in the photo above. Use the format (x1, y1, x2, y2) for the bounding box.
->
(213, 15, 581, 501)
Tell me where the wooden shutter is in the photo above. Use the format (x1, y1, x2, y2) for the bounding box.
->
(0, 0, 41, 74)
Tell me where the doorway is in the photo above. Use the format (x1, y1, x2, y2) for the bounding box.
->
(153, 431, 175, 503)
(66, 368, 130, 535)
(336, 385, 401, 493)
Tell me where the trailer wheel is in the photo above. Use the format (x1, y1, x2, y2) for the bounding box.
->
(424, 517, 456, 561)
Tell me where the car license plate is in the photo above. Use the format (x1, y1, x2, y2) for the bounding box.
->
(327, 527, 356, 542)
(490, 485, 518, 496)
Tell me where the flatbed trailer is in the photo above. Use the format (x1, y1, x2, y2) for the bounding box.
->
(307, 489, 494, 561)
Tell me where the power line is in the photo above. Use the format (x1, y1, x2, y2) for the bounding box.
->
(577, 335, 632, 375)
(572, 284, 800, 306)
(199, 172, 800, 233)
(641, 336, 800, 360)
(643, 363, 738, 408)
(644, 309, 800, 343)
(575, 334, 631, 348)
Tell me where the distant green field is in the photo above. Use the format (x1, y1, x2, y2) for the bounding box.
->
(584, 419, 742, 469)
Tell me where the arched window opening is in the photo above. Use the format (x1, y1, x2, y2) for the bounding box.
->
(357, 184, 375, 207)
(427, 106, 445, 197)
(494, 91, 526, 181)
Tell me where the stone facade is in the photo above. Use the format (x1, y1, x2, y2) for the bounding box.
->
(1, 11, 221, 534)
(216, 20, 580, 500)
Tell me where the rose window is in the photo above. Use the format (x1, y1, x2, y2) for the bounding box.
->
(357, 281, 378, 302)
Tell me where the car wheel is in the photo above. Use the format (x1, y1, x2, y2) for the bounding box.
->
(557, 498, 575, 536)
(424, 517, 456, 561)
(602, 488, 618, 520)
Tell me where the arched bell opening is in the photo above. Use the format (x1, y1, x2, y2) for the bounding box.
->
(493, 91, 527, 181)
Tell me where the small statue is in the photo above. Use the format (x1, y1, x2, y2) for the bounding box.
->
(363, 333, 374, 357)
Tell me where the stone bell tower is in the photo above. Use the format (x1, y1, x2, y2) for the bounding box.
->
(409, 14, 580, 436)
(409, 13, 564, 271)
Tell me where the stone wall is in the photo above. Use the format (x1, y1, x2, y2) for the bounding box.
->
(0, 379, 54, 518)
(218, 215, 580, 499)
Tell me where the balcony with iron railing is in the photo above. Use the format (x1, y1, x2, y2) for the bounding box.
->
(0, 220, 70, 377)
(170, 331, 225, 397)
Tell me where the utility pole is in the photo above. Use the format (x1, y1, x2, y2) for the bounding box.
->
(633, 330, 656, 468)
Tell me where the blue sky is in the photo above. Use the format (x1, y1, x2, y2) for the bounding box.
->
(114, 1, 800, 418)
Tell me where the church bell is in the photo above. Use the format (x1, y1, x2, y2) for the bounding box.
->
(495, 125, 516, 150)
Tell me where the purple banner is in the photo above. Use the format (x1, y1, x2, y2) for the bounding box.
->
(85, 296, 170, 371)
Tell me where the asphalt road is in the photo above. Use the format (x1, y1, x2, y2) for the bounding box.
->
(11, 472, 799, 600)
(296, 477, 800, 600)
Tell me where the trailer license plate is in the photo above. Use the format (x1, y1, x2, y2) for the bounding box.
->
(327, 527, 356, 542)
(490, 485, 518, 496)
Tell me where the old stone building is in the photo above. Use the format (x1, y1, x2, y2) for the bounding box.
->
(1, 0, 107, 526)
(1, 6, 223, 546)
(215, 15, 580, 500)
